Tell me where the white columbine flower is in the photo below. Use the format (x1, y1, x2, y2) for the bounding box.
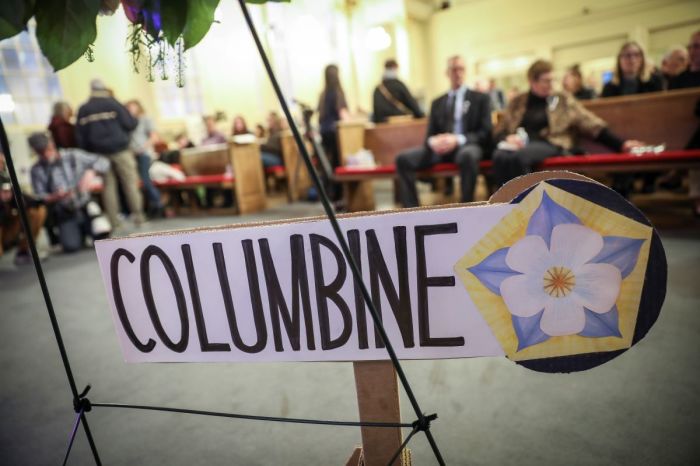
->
(500, 224, 622, 337)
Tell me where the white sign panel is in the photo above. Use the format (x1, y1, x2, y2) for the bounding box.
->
(95, 204, 512, 362)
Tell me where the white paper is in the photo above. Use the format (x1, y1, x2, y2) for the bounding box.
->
(95, 204, 513, 363)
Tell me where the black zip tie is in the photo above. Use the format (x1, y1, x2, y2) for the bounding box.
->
(91, 402, 413, 428)
(237, 2, 445, 464)
(0, 118, 102, 465)
(74, 385, 93, 413)
(412, 413, 438, 432)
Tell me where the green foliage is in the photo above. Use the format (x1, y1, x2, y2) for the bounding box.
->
(35, 0, 101, 71)
(161, 0, 189, 46)
(182, 0, 220, 50)
(0, 0, 35, 41)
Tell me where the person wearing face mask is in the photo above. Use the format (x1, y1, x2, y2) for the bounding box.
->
(492, 60, 643, 188)
(602, 41, 663, 97)
(372, 59, 424, 123)
(28, 133, 110, 252)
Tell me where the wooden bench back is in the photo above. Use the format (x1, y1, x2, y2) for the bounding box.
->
(581, 88, 700, 152)
(337, 88, 700, 165)
(177, 142, 266, 214)
(180, 144, 230, 175)
(337, 119, 428, 167)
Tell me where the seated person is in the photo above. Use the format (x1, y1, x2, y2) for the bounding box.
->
(231, 115, 251, 136)
(0, 152, 47, 265)
(28, 133, 110, 252)
(602, 41, 662, 97)
(492, 60, 642, 188)
(562, 64, 596, 100)
(372, 58, 424, 123)
(201, 115, 227, 145)
(660, 45, 689, 90)
(396, 55, 492, 207)
(254, 123, 266, 139)
(670, 30, 700, 89)
(260, 111, 285, 168)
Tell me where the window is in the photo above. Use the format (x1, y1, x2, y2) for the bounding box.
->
(0, 22, 61, 126)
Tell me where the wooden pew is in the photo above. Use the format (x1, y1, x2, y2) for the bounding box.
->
(158, 142, 266, 215)
(280, 131, 312, 202)
(337, 118, 428, 211)
(335, 89, 700, 211)
(581, 87, 700, 152)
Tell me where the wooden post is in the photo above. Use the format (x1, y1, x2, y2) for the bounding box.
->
(281, 131, 311, 202)
(348, 360, 408, 466)
(229, 142, 266, 214)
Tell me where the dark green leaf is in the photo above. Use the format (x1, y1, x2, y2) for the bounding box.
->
(0, 0, 35, 41)
(161, 0, 188, 46)
(35, 0, 100, 71)
(182, 0, 219, 50)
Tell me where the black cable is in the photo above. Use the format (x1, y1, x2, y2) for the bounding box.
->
(237, 1, 444, 462)
(91, 402, 413, 428)
(236, 5, 444, 464)
(62, 409, 84, 466)
(386, 426, 419, 466)
(0, 118, 102, 465)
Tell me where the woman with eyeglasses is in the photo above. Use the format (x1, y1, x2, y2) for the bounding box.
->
(602, 41, 663, 97)
(492, 60, 643, 188)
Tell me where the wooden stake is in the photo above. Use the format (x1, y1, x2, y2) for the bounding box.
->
(350, 360, 405, 466)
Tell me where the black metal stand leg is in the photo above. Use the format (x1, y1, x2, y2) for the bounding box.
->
(0, 119, 102, 465)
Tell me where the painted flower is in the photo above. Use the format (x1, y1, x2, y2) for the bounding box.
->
(468, 190, 645, 350)
(499, 224, 621, 337)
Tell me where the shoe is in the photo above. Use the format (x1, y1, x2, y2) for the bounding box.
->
(658, 171, 683, 191)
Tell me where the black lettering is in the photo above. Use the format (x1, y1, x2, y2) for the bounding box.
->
(367, 227, 414, 348)
(110, 248, 155, 352)
(415, 223, 464, 347)
(259, 235, 315, 351)
(310, 234, 352, 350)
(347, 229, 368, 349)
(140, 245, 189, 353)
(213, 242, 267, 353)
(181, 244, 231, 352)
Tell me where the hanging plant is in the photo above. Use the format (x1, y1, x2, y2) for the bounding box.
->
(0, 0, 288, 86)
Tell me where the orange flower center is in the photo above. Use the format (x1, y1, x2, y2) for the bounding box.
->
(543, 266, 575, 298)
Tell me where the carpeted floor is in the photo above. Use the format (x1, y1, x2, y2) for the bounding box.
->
(1, 187, 699, 465)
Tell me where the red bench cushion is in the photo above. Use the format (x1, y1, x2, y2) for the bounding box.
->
(334, 150, 700, 177)
(265, 165, 286, 175)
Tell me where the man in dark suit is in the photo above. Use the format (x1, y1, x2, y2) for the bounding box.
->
(396, 55, 492, 207)
(372, 59, 424, 123)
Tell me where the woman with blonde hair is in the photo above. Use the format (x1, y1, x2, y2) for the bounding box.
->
(562, 64, 596, 100)
(602, 41, 662, 97)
